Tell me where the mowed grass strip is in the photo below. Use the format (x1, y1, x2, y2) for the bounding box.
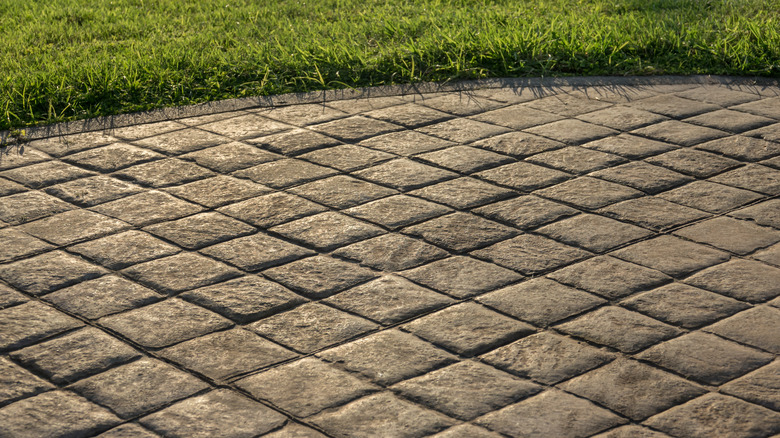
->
(1, 0, 778, 131)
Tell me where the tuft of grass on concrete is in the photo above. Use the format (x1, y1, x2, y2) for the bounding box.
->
(1, 0, 779, 130)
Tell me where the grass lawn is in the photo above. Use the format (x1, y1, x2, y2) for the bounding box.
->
(1, 0, 778, 131)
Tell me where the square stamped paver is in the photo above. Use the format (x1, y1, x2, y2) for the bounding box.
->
(474, 195, 578, 229)
(122, 252, 241, 295)
(333, 233, 448, 272)
(364, 102, 454, 128)
(526, 146, 625, 174)
(416, 145, 514, 174)
(646, 148, 741, 178)
(612, 235, 730, 278)
(576, 105, 669, 131)
(0, 228, 54, 263)
(260, 103, 348, 126)
(582, 133, 677, 159)
(344, 194, 452, 230)
(200, 233, 315, 271)
(0, 160, 95, 189)
(472, 234, 591, 275)
(403, 212, 518, 252)
(0, 356, 54, 406)
(684, 258, 780, 303)
(632, 120, 728, 147)
(472, 131, 565, 158)
(0, 301, 83, 351)
(524, 119, 617, 145)
(684, 109, 774, 133)
(658, 180, 763, 214)
(417, 118, 510, 144)
(721, 361, 780, 411)
(44, 175, 142, 207)
(534, 176, 643, 209)
(269, 212, 384, 251)
(476, 161, 571, 192)
(180, 141, 280, 172)
(710, 163, 780, 195)
(62, 143, 163, 172)
(90, 190, 203, 227)
(698, 135, 780, 162)
(289, 175, 397, 209)
(19, 210, 130, 246)
(471, 105, 564, 130)
(590, 161, 693, 194)
(674, 216, 780, 255)
(262, 255, 377, 298)
(164, 175, 271, 208)
(199, 113, 291, 140)
(113, 158, 215, 188)
(535, 213, 652, 253)
(300, 144, 394, 172)
(548, 255, 671, 300)
(400, 256, 523, 298)
(409, 177, 515, 209)
(353, 158, 458, 191)
(310, 115, 402, 142)
(144, 212, 255, 250)
(233, 158, 337, 188)
(598, 196, 710, 231)
(180, 275, 306, 323)
(248, 128, 341, 156)
(0, 250, 107, 296)
(217, 191, 327, 228)
(627, 94, 720, 118)
(43, 275, 161, 320)
(358, 130, 455, 156)
(729, 198, 780, 229)
(69, 230, 180, 270)
(133, 127, 229, 154)
(705, 306, 780, 354)
(0, 191, 74, 225)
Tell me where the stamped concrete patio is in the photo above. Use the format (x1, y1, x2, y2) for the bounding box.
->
(1, 77, 779, 437)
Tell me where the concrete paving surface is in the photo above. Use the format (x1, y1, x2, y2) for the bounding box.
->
(1, 77, 779, 437)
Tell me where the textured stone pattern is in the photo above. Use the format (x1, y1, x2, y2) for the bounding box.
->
(1, 82, 780, 437)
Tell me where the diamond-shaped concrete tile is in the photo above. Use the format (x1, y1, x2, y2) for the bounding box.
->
(217, 192, 327, 228)
(317, 329, 457, 385)
(473, 234, 591, 275)
(745, 122, 780, 143)
(179, 141, 280, 173)
(0, 391, 120, 437)
(133, 127, 229, 154)
(344, 195, 452, 230)
(612, 235, 729, 277)
(621, 283, 748, 329)
(577, 105, 669, 131)
(200, 233, 315, 271)
(0, 228, 54, 262)
(476, 161, 571, 192)
(0, 284, 27, 309)
(730, 199, 780, 229)
(548, 255, 671, 299)
(237, 357, 377, 417)
(289, 175, 396, 209)
(109, 120, 186, 141)
(560, 359, 706, 420)
(69, 230, 180, 270)
(400, 256, 523, 299)
(755, 243, 780, 267)
(525, 119, 618, 145)
(233, 158, 338, 188)
(0, 160, 95, 189)
(675, 217, 780, 255)
(333, 233, 448, 271)
(248, 302, 378, 353)
(270, 212, 383, 251)
(70, 357, 209, 419)
(0, 301, 83, 351)
(557, 306, 681, 353)
(364, 102, 454, 127)
(144, 212, 255, 249)
(711, 163, 780, 195)
(418, 118, 510, 144)
(122, 252, 241, 294)
(403, 302, 534, 356)
(417, 93, 504, 116)
(685, 109, 774, 133)
(0, 147, 51, 172)
(0, 251, 107, 296)
(62, 143, 163, 172)
(721, 361, 780, 411)
(472, 131, 565, 158)
(706, 306, 780, 353)
(263, 255, 377, 298)
(633, 120, 729, 146)
(354, 158, 457, 191)
(310, 115, 402, 142)
(10, 327, 140, 385)
(358, 130, 455, 156)
(99, 298, 231, 348)
(627, 94, 720, 118)
(200, 113, 291, 140)
(248, 128, 341, 156)
(44, 275, 160, 320)
(28, 132, 116, 157)
(310, 392, 455, 437)
(410, 177, 515, 209)
(646, 149, 741, 178)
(178, 111, 248, 126)
(527, 146, 625, 174)
(164, 175, 271, 208)
(325, 275, 454, 325)
(676, 86, 760, 106)
(417, 145, 514, 174)
(262, 423, 327, 438)
(300, 144, 394, 172)
(591, 425, 671, 438)
(638, 332, 773, 385)
(474, 195, 578, 229)
(471, 105, 564, 130)
(524, 94, 612, 117)
(535, 176, 642, 209)
(479, 278, 605, 327)
(113, 158, 215, 188)
(591, 161, 693, 194)
(0, 177, 26, 196)
(583, 133, 677, 159)
(658, 180, 763, 214)
(536, 214, 652, 253)
(180, 275, 306, 323)
(685, 258, 780, 303)
(90, 190, 203, 227)
(764, 154, 780, 169)
(0, 356, 54, 406)
(644, 393, 780, 438)
(20, 210, 129, 246)
(261, 103, 348, 126)
(0, 191, 73, 225)
(403, 212, 517, 252)
(44, 175, 142, 207)
(598, 196, 710, 231)
(139, 389, 287, 438)
(158, 329, 296, 380)
(392, 361, 541, 421)
(432, 424, 504, 438)
(481, 331, 613, 385)
(471, 87, 542, 103)
(476, 390, 626, 438)
(731, 96, 780, 119)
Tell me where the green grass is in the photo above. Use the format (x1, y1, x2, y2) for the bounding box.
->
(2, 0, 779, 131)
